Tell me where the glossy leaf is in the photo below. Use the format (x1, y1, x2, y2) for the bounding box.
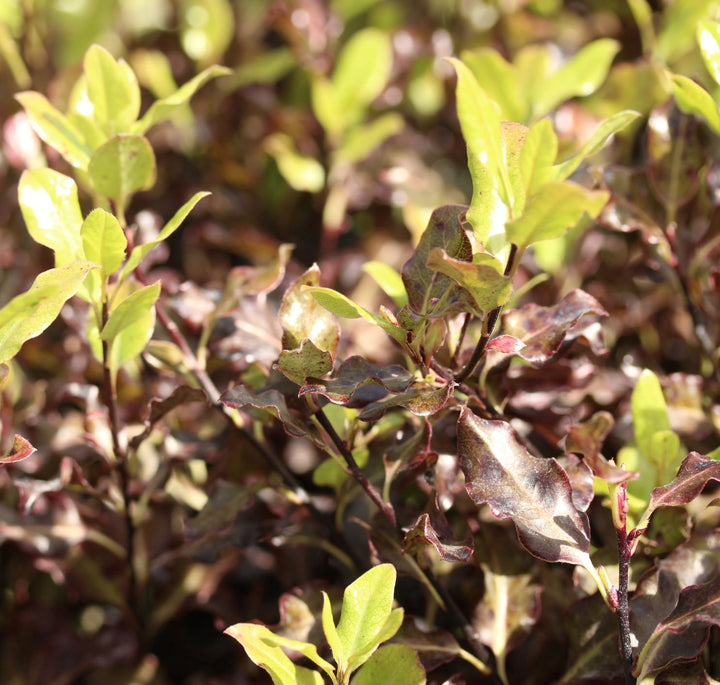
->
(88, 134, 156, 208)
(457, 408, 592, 568)
(15, 91, 92, 169)
(531, 39, 620, 118)
(83, 45, 140, 137)
(223, 623, 326, 685)
(426, 247, 512, 317)
(81, 208, 127, 275)
(18, 169, 83, 267)
(501, 289, 608, 365)
(0, 435, 37, 465)
(0, 261, 96, 365)
(505, 181, 608, 249)
(133, 64, 231, 134)
(698, 20, 720, 87)
(279, 265, 339, 356)
(404, 506, 474, 563)
(299, 356, 414, 407)
(552, 110, 640, 181)
(671, 75, 720, 136)
(350, 644, 426, 685)
(101, 282, 161, 343)
(638, 452, 720, 531)
(402, 205, 475, 318)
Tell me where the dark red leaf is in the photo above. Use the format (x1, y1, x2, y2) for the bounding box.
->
(403, 503, 474, 563)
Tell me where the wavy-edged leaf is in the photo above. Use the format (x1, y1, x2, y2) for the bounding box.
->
(84, 44, 141, 137)
(671, 75, 720, 136)
(277, 339, 334, 386)
(552, 110, 641, 181)
(133, 64, 231, 134)
(0, 261, 96, 365)
(457, 408, 592, 568)
(18, 168, 83, 266)
(505, 181, 608, 250)
(402, 205, 475, 318)
(426, 247, 512, 318)
(121, 191, 210, 278)
(299, 356, 414, 407)
(15, 91, 92, 169)
(0, 435, 37, 465)
(224, 623, 326, 685)
(404, 506, 474, 563)
(351, 644, 426, 685)
(88, 134, 156, 208)
(502, 289, 608, 365)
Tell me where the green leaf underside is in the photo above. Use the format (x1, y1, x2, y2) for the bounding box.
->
(457, 408, 592, 567)
(0, 261, 96, 365)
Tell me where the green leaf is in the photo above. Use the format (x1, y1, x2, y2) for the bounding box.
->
(101, 282, 161, 344)
(14, 91, 92, 169)
(277, 339, 334, 386)
(224, 623, 326, 685)
(81, 208, 127, 275)
(531, 39, 620, 118)
(0, 261, 96, 365)
(351, 644, 426, 685)
(309, 287, 407, 345)
(18, 168, 84, 266)
(83, 44, 141, 137)
(552, 110, 641, 181)
(698, 20, 720, 86)
(264, 133, 325, 193)
(336, 564, 400, 675)
(333, 28, 393, 123)
(447, 57, 514, 236)
(648, 430, 682, 484)
(505, 181, 608, 250)
(132, 64, 231, 134)
(671, 74, 720, 136)
(426, 248, 512, 318)
(88, 134, 156, 209)
(322, 591, 344, 672)
(631, 369, 672, 461)
(311, 76, 345, 140)
(363, 261, 408, 307)
(520, 117, 558, 197)
(121, 191, 210, 278)
(179, 0, 235, 64)
(336, 113, 404, 164)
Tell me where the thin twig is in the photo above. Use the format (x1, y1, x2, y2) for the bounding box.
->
(616, 525, 636, 685)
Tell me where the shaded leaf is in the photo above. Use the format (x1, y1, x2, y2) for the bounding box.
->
(392, 619, 468, 673)
(383, 421, 434, 490)
(336, 112, 404, 165)
(404, 505, 474, 563)
(351, 644, 426, 685)
(222, 243, 294, 300)
(457, 408, 592, 568)
(18, 168, 83, 267)
(360, 382, 453, 421)
(15, 91, 92, 169)
(185, 480, 255, 538)
(277, 339, 334, 386)
(88, 134, 156, 208)
(402, 205, 475, 318)
(502, 290, 608, 365)
(299, 356, 414, 407)
(0, 261, 96, 365)
(0, 434, 36, 465)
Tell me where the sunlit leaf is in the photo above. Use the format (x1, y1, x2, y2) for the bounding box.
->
(632, 369, 672, 461)
(336, 112, 403, 164)
(102, 282, 161, 343)
(277, 339, 334, 386)
(520, 117, 557, 198)
(363, 261, 408, 307)
(0, 434, 36, 465)
(224, 623, 326, 685)
(264, 133, 325, 193)
(351, 644, 426, 685)
(0, 261, 96, 365)
(179, 0, 234, 65)
(81, 208, 127, 275)
(360, 381, 453, 421)
(83, 44, 141, 137)
(698, 19, 720, 87)
(88, 134, 156, 208)
(457, 408, 592, 568)
(18, 168, 84, 267)
(15, 91, 92, 169)
(671, 75, 720, 136)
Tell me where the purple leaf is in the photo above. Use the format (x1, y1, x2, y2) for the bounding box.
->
(0, 434, 36, 465)
(221, 385, 309, 438)
(502, 290, 608, 365)
(360, 382, 453, 421)
(402, 205, 476, 318)
(486, 335, 526, 355)
(403, 503, 474, 563)
(457, 408, 592, 567)
(299, 356, 414, 407)
(277, 338, 334, 386)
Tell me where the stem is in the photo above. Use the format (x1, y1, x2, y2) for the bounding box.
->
(314, 407, 397, 529)
(616, 518, 636, 684)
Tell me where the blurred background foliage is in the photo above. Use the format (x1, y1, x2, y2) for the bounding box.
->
(3, 1, 720, 683)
